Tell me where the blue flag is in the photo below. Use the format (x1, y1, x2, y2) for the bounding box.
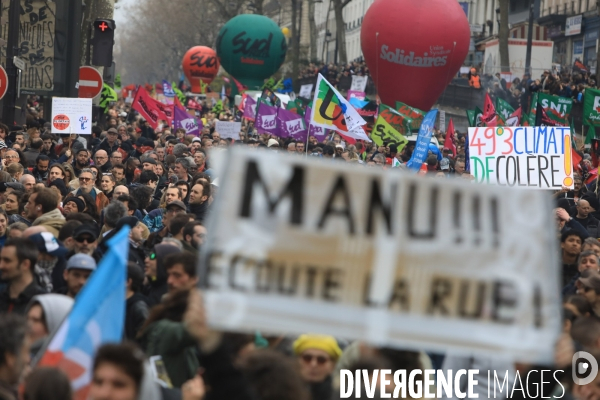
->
(37, 227, 130, 399)
(163, 80, 175, 98)
(406, 109, 438, 171)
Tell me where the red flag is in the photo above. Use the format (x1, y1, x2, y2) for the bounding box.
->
(482, 93, 498, 127)
(174, 95, 185, 111)
(505, 107, 522, 127)
(154, 102, 173, 126)
(187, 99, 202, 111)
(238, 93, 247, 112)
(132, 87, 162, 129)
(572, 148, 582, 172)
(586, 168, 598, 185)
(443, 118, 457, 157)
(232, 77, 247, 93)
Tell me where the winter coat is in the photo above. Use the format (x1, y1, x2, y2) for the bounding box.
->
(66, 187, 109, 212)
(125, 293, 150, 341)
(139, 319, 200, 388)
(188, 202, 209, 223)
(32, 208, 66, 237)
(142, 208, 165, 233)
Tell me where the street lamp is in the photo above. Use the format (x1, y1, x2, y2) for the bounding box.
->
(495, 7, 500, 35)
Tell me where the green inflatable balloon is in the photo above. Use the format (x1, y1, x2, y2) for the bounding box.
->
(216, 14, 288, 90)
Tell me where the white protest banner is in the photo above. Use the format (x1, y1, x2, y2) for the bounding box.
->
(350, 75, 368, 92)
(299, 84, 313, 99)
(215, 121, 242, 139)
(469, 126, 575, 190)
(51, 97, 93, 135)
(439, 110, 446, 133)
(201, 147, 560, 362)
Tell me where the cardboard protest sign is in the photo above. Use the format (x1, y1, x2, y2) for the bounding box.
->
(51, 97, 92, 134)
(299, 84, 313, 99)
(214, 121, 242, 140)
(347, 90, 366, 101)
(469, 126, 575, 189)
(350, 75, 368, 92)
(201, 147, 561, 362)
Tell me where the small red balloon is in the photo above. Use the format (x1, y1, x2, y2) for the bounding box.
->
(361, 0, 470, 111)
(182, 46, 220, 93)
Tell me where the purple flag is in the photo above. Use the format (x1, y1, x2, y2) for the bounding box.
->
(255, 103, 279, 135)
(277, 108, 308, 141)
(304, 107, 327, 141)
(173, 106, 201, 136)
(243, 96, 257, 121)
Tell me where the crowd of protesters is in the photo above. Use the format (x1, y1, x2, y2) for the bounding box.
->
(466, 65, 598, 113)
(0, 87, 600, 400)
(299, 59, 370, 85)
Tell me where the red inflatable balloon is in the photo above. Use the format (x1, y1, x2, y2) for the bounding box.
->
(182, 46, 220, 93)
(361, 0, 470, 111)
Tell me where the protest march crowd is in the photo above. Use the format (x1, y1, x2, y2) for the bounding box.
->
(1, 62, 600, 400)
(299, 60, 371, 84)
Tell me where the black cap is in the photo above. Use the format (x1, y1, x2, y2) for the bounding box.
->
(166, 200, 186, 212)
(142, 158, 157, 165)
(49, 179, 68, 196)
(64, 197, 85, 212)
(0, 182, 24, 193)
(73, 224, 99, 240)
(116, 216, 138, 231)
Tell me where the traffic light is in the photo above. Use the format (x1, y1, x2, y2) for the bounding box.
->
(91, 19, 115, 67)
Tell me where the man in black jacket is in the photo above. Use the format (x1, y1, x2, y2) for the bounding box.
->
(0, 238, 46, 315)
(97, 127, 121, 155)
(142, 243, 181, 307)
(0, 314, 28, 400)
(188, 181, 211, 223)
(125, 263, 149, 341)
(574, 199, 600, 236)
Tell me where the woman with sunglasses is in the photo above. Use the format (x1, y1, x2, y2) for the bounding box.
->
(292, 334, 342, 400)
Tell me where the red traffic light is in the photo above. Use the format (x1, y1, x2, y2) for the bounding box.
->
(94, 19, 115, 32)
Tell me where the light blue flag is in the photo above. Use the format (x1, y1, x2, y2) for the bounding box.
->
(37, 227, 130, 397)
(406, 109, 438, 171)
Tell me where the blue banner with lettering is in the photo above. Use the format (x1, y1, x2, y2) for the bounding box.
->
(406, 109, 438, 171)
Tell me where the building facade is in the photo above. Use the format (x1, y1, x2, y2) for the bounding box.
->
(536, 0, 598, 73)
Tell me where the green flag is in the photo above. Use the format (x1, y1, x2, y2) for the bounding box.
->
(100, 84, 118, 112)
(172, 83, 186, 104)
(466, 109, 475, 127)
(536, 92, 572, 125)
(372, 105, 410, 151)
(286, 100, 304, 116)
(114, 73, 122, 91)
(395, 101, 425, 132)
(495, 98, 515, 124)
(212, 100, 223, 114)
(528, 92, 538, 126)
(583, 86, 600, 129)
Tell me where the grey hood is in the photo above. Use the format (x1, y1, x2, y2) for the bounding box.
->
(26, 293, 74, 334)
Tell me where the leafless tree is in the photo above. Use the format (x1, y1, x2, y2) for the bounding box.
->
(115, 0, 243, 84)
